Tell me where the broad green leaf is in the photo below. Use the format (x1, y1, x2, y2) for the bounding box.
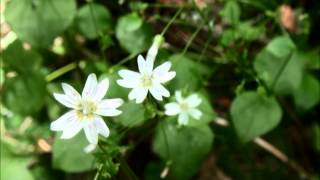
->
(237, 22, 265, 41)
(52, 131, 95, 172)
(1, 143, 33, 180)
(116, 13, 153, 54)
(230, 91, 282, 142)
(265, 36, 295, 59)
(169, 54, 210, 91)
(76, 3, 112, 39)
(221, 1, 241, 25)
(115, 101, 147, 127)
(304, 50, 320, 70)
(3, 72, 46, 115)
(254, 47, 303, 95)
(3, 40, 42, 73)
(5, 0, 76, 47)
(144, 162, 163, 180)
(293, 74, 320, 111)
(153, 121, 213, 179)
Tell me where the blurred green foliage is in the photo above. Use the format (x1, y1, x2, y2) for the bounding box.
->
(1, 0, 319, 179)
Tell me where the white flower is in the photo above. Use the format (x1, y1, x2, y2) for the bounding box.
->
(164, 91, 202, 125)
(50, 73, 124, 152)
(117, 45, 175, 103)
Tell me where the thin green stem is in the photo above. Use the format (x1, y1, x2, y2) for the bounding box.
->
(118, 156, 139, 180)
(160, 7, 183, 36)
(160, 121, 170, 160)
(111, 53, 139, 72)
(46, 62, 77, 82)
(198, 33, 213, 62)
(181, 21, 205, 55)
(94, 164, 103, 180)
(270, 52, 294, 91)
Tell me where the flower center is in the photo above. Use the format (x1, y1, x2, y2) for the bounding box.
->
(76, 100, 97, 120)
(140, 74, 153, 88)
(179, 101, 190, 112)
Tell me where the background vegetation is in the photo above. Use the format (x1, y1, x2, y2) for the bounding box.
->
(1, 0, 319, 179)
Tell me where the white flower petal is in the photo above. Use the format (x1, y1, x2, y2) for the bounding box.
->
(138, 55, 153, 74)
(94, 116, 110, 137)
(186, 94, 202, 108)
(117, 70, 140, 88)
(96, 109, 122, 117)
(189, 108, 202, 120)
(97, 98, 124, 110)
(84, 123, 98, 145)
(53, 93, 77, 109)
(128, 87, 148, 103)
(84, 143, 97, 153)
(146, 44, 158, 63)
(156, 71, 176, 84)
(175, 91, 183, 103)
(149, 84, 170, 100)
(82, 73, 98, 99)
(60, 119, 83, 139)
(178, 113, 189, 125)
(154, 61, 171, 73)
(50, 110, 77, 131)
(93, 78, 109, 101)
(153, 62, 176, 83)
(61, 83, 81, 102)
(164, 102, 180, 116)
(118, 69, 141, 80)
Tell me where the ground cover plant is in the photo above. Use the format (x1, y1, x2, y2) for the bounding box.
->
(1, 0, 320, 179)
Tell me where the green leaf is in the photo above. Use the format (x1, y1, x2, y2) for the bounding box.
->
(293, 74, 320, 111)
(115, 101, 147, 127)
(116, 13, 153, 54)
(3, 72, 46, 115)
(220, 29, 237, 46)
(265, 36, 295, 59)
(1, 143, 34, 180)
(221, 1, 241, 25)
(237, 22, 265, 41)
(254, 41, 303, 95)
(3, 41, 42, 73)
(169, 54, 210, 91)
(230, 91, 282, 142)
(76, 3, 112, 39)
(153, 121, 213, 179)
(304, 50, 320, 70)
(5, 0, 76, 47)
(52, 131, 95, 172)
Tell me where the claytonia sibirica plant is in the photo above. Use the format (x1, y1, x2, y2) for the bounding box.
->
(50, 73, 124, 152)
(117, 35, 176, 103)
(165, 91, 203, 125)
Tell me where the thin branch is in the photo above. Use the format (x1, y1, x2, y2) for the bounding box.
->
(213, 117, 310, 179)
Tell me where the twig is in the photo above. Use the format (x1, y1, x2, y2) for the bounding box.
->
(213, 117, 310, 179)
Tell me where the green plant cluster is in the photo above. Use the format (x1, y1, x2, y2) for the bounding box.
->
(1, 0, 319, 179)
